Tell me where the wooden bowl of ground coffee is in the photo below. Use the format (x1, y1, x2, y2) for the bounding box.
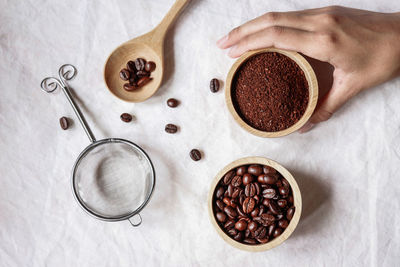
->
(208, 157, 302, 251)
(225, 48, 318, 137)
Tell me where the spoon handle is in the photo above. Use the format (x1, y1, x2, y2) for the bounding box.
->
(152, 0, 190, 42)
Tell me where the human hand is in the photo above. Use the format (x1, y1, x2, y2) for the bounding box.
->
(217, 6, 400, 132)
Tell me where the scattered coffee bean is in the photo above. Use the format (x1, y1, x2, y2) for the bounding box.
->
(120, 113, 132, 123)
(59, 117, 69, 130)
(165, 123, 178, 134)
(167, 98, 179, 108)
(145, 61, 156, 72)
(137, 70, 150, 77)
(190, 149, 201, 161)
(210, 78, 220, 93)
(213, 163, 295, 245)
(119, 69, 130, 81)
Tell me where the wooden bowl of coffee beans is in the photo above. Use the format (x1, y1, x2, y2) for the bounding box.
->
(225, 48, 318, 137)
(208, 157, 301, 251)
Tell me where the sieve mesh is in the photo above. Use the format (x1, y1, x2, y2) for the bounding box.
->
(72, 140, 154, 219)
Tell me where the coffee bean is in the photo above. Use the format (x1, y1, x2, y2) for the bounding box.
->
(223, 170, 235, 185)
(273, 228, 283, 237)
(239, 194, 245, 206)
(126, 61, 136, 72)
(216, 187, 224, 199)
(268, 223, 276, 237)
(248, 221, 258, 232)
(245, 229, 251, 238)
(256, 214, 275, 227)
(259, 205, 265, 216)
(145, 61, 156, 72)
(254, 182, 260, 195)
(59, 117, 69, 130)
(262, 188, 276, 199)
(165, 123, 178, 134)
(242, 173, 254, 185)
(243, 238, 257, 244)
(279, 187, 289, 197)
(268, 200, 282, 215)
(229, 199, 237, 208)
(263, 165, 277, 175)
(216, 200, 224, 211)
(224, 220, 235, 230)
(210, 78, 219, 93)
(256, 237, 269, 244)
(119, 68, 130, 81)
(236, 206, 246, 217)
(227, 228, 237, 236)
(224, 206, 237, 218)
(286, 207, 295, 220)
(276, 214, 284, 220)
(129, 75, 138, 85)
(235, 220, 247, 231)
(189, 149, 201, 161)
(250, 207, 259, 217)
(258, 174, 278, 184)
(277, 199, 287, 208)
(233, 232, 244, 241)
(223, 197, 231, 206)
(262, 198, 270, 207)
(120, 113, 132, 123)
(137, 76, 152, 87)
(227, 184, 234, 197)
(282, 178, 290, 188)
(231, 176, 242, 187)
(216, 212, 226, 222)
(232, 188, 241, 199)
(245, 183, 256, 197)
(137, 70, 150, 77)
(254, 226, 267, 239)
(123, 83, 137, 91)
(278, 219, 289, 229)
(236, 166, 247, 176)
(135, 58, 146, 71)
(248, 165, 262, 176)
(167, 98, 179, 108)
(242, 197, 256, 214)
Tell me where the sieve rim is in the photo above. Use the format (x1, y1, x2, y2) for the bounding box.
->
(71, 138, 156, 222)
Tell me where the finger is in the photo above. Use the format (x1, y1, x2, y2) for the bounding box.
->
(227, 26, 329, 62)
(217, 11, 319, 49)
(299, 74, 355, 133)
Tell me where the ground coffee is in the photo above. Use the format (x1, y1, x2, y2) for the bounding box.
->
(232, 52, 309, 132)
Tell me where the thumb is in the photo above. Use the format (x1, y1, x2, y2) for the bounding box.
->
(299, 75, 355, 133)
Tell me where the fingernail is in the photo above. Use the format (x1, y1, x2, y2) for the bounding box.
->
(216, 35, 228, 48)
(298, 122, 315, 133)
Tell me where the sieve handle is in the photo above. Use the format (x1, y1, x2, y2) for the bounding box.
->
(41, 64, 96, 143)
(129, 213, 142, 227)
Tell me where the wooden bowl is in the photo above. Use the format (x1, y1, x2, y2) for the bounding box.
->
(207, 157, 302, 252)
(225, 48, 318, 137)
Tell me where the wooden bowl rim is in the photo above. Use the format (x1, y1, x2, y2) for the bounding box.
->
(207, 156, 302, 252)
(225, 48, 319, 138)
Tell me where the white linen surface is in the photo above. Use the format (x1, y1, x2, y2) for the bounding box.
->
(1, 0, 400, 266)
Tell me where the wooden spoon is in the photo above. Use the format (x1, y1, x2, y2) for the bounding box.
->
(104, 0, 189, 102)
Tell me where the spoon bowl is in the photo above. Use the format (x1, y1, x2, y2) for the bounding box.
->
(104, 0, 189, 103)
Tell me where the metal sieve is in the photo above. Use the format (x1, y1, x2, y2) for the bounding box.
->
(41, 64, 155, 226)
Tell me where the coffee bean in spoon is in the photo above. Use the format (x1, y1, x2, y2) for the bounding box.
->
(145, 61, 156, 72)
(165, 124, 178, 134)
(126, 61, 136, 72)
(210, 78, 220, 93)
(190, 149, 201, 161)
(167, 98, 179, 108)
(137, 76, 152, 87)
(123, 83, 137, 91)
(135, 58, 146, 71)
(120, 113, 132, 123)
(119, 69, 130, 81)
(59, 117, 69, 130)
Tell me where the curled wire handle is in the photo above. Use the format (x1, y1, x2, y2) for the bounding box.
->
(40, 64, 96, 143)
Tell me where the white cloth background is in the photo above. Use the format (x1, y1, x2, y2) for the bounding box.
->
(1, 0, 400, 266)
